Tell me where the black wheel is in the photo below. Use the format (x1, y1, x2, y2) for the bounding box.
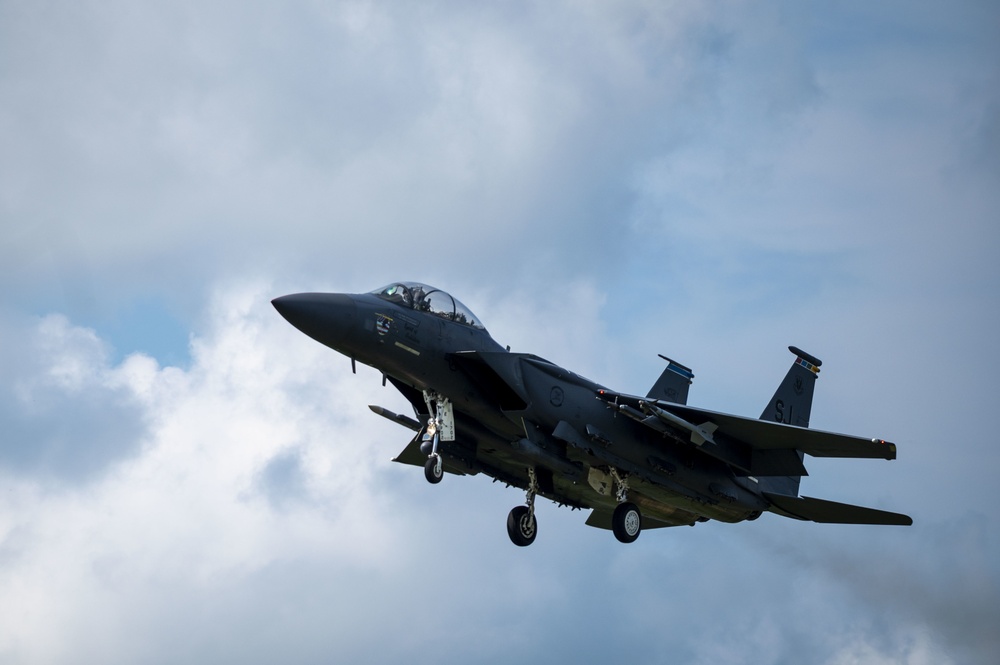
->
(506, 505, 537, 547)
(424, 455, 443, 484)
(612, 502, 641, 543)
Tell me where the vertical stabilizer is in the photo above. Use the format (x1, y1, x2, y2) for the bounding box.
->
(647, 355, 694, 404)
(759, 347, 822, 496)
(760, 346, 821, 427)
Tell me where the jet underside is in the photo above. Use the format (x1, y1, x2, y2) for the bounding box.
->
(423, 351, 765, 528)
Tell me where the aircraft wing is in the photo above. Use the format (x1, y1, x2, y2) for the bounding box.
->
(597, 391, 896, 478)
(657, 403, 897, 460)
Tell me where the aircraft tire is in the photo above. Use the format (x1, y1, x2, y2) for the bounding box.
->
(424, 456, 443, 484)
(506, 505, 537, 547)
(612, 502, 641, 543)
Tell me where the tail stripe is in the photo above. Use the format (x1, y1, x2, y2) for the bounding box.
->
(666, 359, 694, 380)
(795, 357, 821, 374)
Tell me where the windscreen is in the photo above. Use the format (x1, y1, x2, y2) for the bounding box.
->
(372, 282, 485, 329)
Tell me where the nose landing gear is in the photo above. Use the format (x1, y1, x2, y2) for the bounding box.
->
(421, 390, 452, 485)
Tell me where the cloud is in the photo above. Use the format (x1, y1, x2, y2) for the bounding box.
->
(0, 1, 766, 299)
(0, 314, 147, 482)
(0, 283, 414, 661)
(1, 1, 998, 664)
(755, 516, 999, 665)
(1, 280, 996, 664)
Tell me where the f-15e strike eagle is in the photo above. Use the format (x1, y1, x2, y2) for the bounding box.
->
(273, 282, 911, 546)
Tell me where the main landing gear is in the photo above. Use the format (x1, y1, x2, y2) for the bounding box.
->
(609, 468, 641, 544)
(504, 466, 641, 546)
(507, 468, 539, 547)
(415, 387, 641, 546)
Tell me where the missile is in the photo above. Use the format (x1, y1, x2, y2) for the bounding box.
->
(639, 400, 718, 446)
(368, 405, 421, 432)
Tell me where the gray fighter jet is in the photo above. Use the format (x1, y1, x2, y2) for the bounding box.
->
(273, 282, 911, 546)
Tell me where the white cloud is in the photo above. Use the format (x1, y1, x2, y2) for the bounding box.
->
(1, 1, 998, 663)
(0, 284, 415, 662)
(0, 314, 147, 481)
(0, 0, 734, 301)
(2, 278, 995, 664)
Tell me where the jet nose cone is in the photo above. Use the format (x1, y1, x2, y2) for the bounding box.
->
(272, 292, 358, 351)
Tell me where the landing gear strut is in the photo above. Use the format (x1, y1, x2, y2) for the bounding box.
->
(507, 467, 539, 546)
(421, 391, 449, 485)
(609, 468, 641, 544)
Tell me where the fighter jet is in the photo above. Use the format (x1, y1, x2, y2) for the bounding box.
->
(272, 281, 911, 546)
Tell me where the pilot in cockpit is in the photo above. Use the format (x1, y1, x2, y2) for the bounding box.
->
(411, 286, 428, 311)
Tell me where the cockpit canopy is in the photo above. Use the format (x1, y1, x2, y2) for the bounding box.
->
(371, 282, 486, 330)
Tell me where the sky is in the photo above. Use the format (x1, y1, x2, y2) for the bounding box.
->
(1, 1, 998, 663)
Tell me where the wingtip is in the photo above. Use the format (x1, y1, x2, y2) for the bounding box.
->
(873, 438, 898, 460)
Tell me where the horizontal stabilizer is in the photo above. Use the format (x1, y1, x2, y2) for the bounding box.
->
(764, 492, 912, 526)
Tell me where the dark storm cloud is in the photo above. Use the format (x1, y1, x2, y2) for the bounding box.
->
(765, 517, 1000, 665)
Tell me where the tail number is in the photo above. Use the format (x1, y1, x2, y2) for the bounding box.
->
(775, 400, 795, 425)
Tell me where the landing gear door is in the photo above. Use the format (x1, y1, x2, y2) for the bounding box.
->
(438, 400, 456, 441)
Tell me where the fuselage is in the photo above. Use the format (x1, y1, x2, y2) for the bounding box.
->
(272, 283, 767, 527)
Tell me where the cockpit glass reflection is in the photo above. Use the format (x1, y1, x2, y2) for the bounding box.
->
(372, 282, 486, 329)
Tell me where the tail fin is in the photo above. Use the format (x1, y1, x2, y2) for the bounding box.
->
(760, 346, 821, 427)
(646, 355, 694, 404)
(758, 346, 822, 497)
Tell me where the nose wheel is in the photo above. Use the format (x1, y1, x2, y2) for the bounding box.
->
(421, 391, 450, 485)
(507, 467, 540, 546)
(424, 454, 443, 484)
